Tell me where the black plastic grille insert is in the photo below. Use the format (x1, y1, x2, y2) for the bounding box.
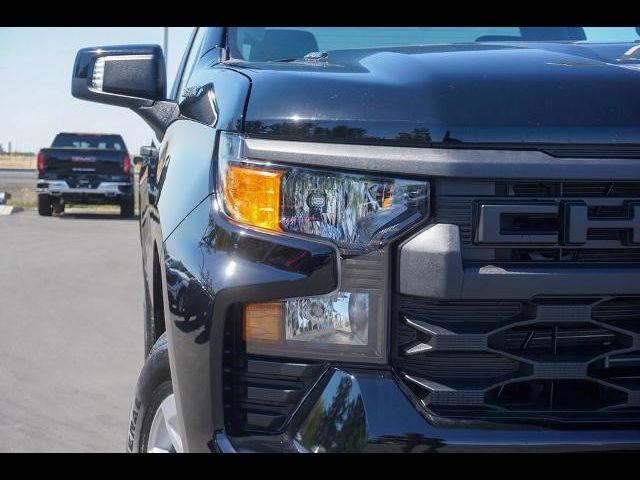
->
(393, 295, 640, 424)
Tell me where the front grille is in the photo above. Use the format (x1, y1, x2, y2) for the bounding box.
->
(499, 248, 640, 263)
(400, 296, 526, 324)
(485, 380, 627, 411)
(593, 297, 640, 332)
(494, 324, 616, 354)
(223, 308, 326, 436)
(398, 353, 520, 380)
(437, 179, 640, 265)
(393, 295, 640, 424)
(499, 181, 640, 198)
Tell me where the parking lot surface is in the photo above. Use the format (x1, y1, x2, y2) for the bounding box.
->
(0, 210, 143, 452)
(0, 169, 35, 186)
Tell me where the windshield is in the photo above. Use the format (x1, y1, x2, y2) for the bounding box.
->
(52, 133, 126, 151)
(228, 27, 640, 62)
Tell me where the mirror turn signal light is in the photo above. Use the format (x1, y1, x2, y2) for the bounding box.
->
(223, 165, 283, 231)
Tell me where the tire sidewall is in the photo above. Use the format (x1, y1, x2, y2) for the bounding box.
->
(38, 194, 52, 216)
(127, 335, 173, 452)
(139, 381, 174, 453)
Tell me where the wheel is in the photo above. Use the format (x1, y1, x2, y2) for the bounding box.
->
(120, 195, 134, 217)
(52, 200, 65, 215)
(37, 194, 53, 216)
(127, 334, 184, 453)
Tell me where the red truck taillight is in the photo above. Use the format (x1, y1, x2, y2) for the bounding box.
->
(37, 151, 45, 174)
(123, 154, 131, 174)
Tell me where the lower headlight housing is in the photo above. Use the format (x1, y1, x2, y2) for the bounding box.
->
(244, 251, 388, 363)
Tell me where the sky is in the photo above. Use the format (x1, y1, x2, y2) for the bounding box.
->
(0, 27, 193, 154)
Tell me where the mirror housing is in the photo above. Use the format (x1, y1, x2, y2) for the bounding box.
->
(140, 145, 159, 158)
(72, 44, 166, 108)
(72, 44, 180, 140)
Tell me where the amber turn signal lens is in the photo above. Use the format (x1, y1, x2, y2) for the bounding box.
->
(244, 302, 284, 342)
(223, 165, 283, 231)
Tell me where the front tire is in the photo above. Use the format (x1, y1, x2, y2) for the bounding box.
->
(127, 334, 183, 453)
(37, 194, 53, 216)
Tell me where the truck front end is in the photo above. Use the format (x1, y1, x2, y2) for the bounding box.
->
(187, 28, 640, 452)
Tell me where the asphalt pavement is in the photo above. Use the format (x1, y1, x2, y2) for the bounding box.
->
(0, 209, 143, 452)
(0, 169, 36, 186)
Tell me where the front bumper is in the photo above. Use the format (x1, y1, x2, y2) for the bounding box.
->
(214, 367, 640, 453)
(36, 179, 130, 197)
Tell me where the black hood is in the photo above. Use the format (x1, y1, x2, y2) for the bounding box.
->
(238, 42, 640, 148)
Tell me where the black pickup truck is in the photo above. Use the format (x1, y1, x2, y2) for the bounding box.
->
(36, 132, 134, 216)
(72, 27, 640, 453)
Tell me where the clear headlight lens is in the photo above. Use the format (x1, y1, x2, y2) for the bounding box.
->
(218, 132, 429, 254)
(244, 286, 385, 363)
(285, 293, 369, 345)
(280, 171, 427, 254)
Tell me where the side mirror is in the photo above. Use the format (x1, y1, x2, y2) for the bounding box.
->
(72, 44, 166, 108)
(140, 145, 159, 158)
(132, 155, 144, 166)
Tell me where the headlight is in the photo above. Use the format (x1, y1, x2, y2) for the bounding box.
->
(218, 132, 429, 254)
(243, 288, 384, 363)
(218, 132, 429, 363)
